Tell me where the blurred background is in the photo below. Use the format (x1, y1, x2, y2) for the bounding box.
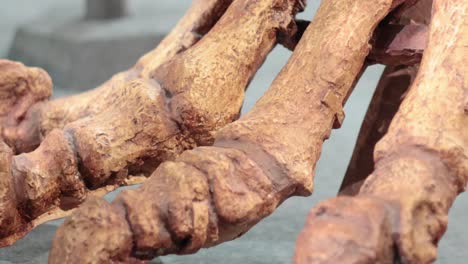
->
(0, 1, 466, 263)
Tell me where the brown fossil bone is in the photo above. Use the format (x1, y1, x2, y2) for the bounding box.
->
(339, 0, 432, 196)
(295, 0, 467, 263)
(0, 0, 304, 247)
(0, 60, 52, 146)
(48, 0, 402, 262)
(0, 0, 234, 154)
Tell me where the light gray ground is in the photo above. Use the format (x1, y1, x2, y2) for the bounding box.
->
(0, 1, 466, 263)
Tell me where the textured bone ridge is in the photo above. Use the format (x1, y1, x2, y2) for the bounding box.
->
(295, 1, 467, 263)
(0, 0, 464, 263)
(48, 0, 400, 261)
(0, 0, 305, 247)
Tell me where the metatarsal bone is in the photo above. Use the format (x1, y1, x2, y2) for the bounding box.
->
(295, 1, 467, 263)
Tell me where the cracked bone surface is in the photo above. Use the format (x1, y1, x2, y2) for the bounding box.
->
(295, 0, 467, 263)
(48, 0, 397, 262)
(0, 0, 303, 247)
(0, 0, 233, 154)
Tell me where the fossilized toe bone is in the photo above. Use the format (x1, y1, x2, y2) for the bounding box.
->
(1, 0, 234, 154)
(295, 0, 467, 263)
(0, 0, 304, 247)
(48, 0, 399, 262)
(0, 60, 52, 151)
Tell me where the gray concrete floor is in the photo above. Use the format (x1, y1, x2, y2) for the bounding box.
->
(0, 1, 466, 263)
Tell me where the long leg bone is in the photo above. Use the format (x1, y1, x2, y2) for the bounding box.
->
(295, 0, 467, 263)
(0, 0, 304, 247)
(48, 0, 401, 262)
(0, 0, 234, 154)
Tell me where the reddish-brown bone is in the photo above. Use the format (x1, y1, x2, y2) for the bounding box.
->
(295, 1, 467, 263)
(0, 0, 304, 247)
(49, 0, 399, 262)
(1, 0, 234, 154)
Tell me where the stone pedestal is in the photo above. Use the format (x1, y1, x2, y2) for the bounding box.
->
(86, 0, 127, 20)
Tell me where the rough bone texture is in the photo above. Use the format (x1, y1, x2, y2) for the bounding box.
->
(0, 60, 52, 153)
(0, 0, 304, 247)
(1, 0, 234, 154)
(295, 197, 396, 264)
(48, 0, 396, 262)
(295, 0, 467, 263)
